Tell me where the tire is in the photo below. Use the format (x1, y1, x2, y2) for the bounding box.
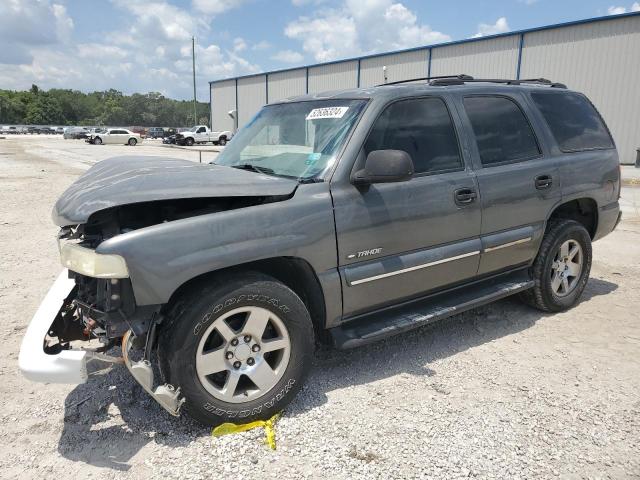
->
(128, 137, 137, 146)
(158, 273, 314, 426)
(218, 136, 227, 146)
(94, 137, 102, 145)
(185, 137, 194, 146)
(520, 219, 592, 312)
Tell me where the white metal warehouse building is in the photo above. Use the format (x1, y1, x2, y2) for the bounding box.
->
(210, 12, 640, 164)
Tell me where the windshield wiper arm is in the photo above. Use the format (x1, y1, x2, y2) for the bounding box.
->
(231, 164, 275, 175)
(298, 177, 324, 184)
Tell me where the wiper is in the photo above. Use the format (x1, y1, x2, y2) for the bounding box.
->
(298, 177, 324, 184)
(231, 164, 275, 175)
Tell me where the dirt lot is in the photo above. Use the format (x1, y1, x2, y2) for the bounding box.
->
(1, 135, 639, 479)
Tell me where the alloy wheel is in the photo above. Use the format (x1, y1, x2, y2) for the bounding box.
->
(195, 306, 291, 403)
(550, 239, 583, 297)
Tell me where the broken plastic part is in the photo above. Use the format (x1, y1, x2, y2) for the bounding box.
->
(122, 330, 185, 416)
(212, 412, 282, 450)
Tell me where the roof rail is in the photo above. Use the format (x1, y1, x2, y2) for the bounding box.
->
(378, 74, 473, 87)
(429, 76, 567, 88)
(377, 74, 566, 89)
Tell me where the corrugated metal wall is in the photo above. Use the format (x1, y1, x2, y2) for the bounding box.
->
(520, 16, 640, 164)
(430, 35, 520, 78)
(308, 60, 358, 93)
(359, 50, 428, 87)
(211, 14, 640, 162)
(211, 79, 236, 132)
(268, 68, 307, 103)
(237, 75, 267, 126)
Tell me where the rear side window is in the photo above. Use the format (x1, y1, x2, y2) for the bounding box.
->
(463, 96, 540, 166)
(531, 92, 613, 152)
(364, 97, 462, 174)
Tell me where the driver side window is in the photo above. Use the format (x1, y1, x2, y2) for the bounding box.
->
(364, 97, 462, 175)
(197, 127, 206, 133)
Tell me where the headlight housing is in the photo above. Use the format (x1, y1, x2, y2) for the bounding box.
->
(59, 240, 129, 278)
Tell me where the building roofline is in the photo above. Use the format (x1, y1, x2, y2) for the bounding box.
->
(209, 11, 640, 85)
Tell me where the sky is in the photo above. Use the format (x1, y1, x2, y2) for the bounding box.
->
(1, 0, 639, 101)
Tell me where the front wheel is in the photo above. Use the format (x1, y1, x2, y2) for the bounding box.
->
(520, 219, 592, 312)
(94, 137, 102, 145)
(218, 136, 227, 146)
(185, 137, 194, 146)
(158, 273, 314, 426)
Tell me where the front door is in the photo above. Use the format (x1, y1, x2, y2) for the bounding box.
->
(108, 130, 125, 144)
(455, 93, 561, 275)
(195, 126, 208, 142)
(332, 96, 482, 318)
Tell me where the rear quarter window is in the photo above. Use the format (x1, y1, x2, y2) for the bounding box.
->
(531, 92, 614, 152)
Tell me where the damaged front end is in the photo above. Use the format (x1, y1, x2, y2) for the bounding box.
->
(19, 221, 186, 416)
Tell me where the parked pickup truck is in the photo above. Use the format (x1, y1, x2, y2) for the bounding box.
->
(19, 75, 621, 427)
(175, 125, 232, 146)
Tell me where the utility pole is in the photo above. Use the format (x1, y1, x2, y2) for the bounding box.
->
(192, 37, 197, 125)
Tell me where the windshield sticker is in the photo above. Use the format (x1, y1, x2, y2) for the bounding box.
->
(306, 107, 349, 120)
(305, 152, 321, 165)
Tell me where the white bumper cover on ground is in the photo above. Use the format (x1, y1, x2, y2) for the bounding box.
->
(18, 270, 89, 384)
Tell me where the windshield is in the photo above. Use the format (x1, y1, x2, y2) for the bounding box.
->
(189, 126, 198, 132)
(215, 99, 367, 180)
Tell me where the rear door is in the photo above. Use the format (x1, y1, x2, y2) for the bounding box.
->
(456, 93, 561, 275)
(332, 95, 482, 318)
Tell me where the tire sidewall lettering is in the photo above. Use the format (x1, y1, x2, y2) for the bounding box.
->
(192, 294, 291, 336)
(201, 378, 296, 418)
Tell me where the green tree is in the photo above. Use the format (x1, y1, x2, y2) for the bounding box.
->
(0, 86, 209, 127)
(24, 93, 64, 125)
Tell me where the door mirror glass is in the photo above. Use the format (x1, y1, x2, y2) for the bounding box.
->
(353, 150, 414, 185)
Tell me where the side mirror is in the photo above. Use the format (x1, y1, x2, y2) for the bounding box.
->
(353, 150, 414, 185)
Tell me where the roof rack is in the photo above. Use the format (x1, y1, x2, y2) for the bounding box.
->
(378, 74, 567, 89)
(380, 74, 473, 86)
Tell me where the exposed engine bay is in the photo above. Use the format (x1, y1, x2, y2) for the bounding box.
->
(51, 195, 287, 351)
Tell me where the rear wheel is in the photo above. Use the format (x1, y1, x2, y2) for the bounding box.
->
(520, 219, 592, 312)
(158, 273, 314, 426)
(128, 137, 137, 146)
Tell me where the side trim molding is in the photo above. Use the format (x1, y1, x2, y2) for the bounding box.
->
(484, 236, 532, 253)
(350, 250, 480, 286)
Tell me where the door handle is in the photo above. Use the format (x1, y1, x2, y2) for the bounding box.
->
(454, 188, 477, 206)
(535, 174, 553, 190)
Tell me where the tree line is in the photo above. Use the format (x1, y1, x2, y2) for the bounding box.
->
(0, 85, 210, 127)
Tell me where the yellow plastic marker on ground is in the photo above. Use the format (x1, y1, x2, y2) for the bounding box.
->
(212, 412, 281, 450)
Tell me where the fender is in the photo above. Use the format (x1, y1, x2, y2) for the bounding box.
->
(96, 183, 338, 307)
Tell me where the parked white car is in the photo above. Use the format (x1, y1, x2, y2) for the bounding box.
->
(175, 125, 232, 146)
(92, 128, 142, 146)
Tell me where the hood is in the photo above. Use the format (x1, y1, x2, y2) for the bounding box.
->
(52, 156, 298, 226)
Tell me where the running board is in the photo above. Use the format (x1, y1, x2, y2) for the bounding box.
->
(330, 269, 534, 349)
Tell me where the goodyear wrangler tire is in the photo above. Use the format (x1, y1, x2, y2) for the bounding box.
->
(520, 219, 592, 312)
(158, 273, 314, 426)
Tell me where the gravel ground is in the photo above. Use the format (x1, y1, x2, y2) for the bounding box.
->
(1, 135, 639, 479)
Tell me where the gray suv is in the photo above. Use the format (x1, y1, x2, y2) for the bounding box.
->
(19, 76, 621, 426)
